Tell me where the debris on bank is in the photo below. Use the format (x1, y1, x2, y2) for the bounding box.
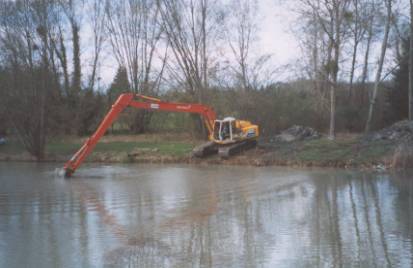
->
(271, 125, 321, 143)
(363, 120, 413, 169)
(364, 120, 413, 142)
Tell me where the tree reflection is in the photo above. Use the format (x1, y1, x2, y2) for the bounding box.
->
(3, 166, 413, 267)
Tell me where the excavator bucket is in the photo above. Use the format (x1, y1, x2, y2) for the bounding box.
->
(64, 168, 74, 178)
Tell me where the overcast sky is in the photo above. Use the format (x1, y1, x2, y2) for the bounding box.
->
(91, 0, 408, 89)
(93, 0, 301, 88)
(258, 0, 300, 66)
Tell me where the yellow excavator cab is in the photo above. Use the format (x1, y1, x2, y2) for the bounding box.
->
(212, 117, 259, 145)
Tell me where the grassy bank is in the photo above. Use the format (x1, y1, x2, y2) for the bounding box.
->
(0, 133, 401, 169)
(252, 136, 395, 169)
(0, 134, 195, 163)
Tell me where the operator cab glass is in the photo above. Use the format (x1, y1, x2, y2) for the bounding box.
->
(213, 117, 236, 141)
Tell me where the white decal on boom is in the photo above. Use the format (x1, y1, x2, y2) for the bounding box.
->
(177, 105, 191, 110)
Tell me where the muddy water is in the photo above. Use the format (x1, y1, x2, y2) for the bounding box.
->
(1, 163, 413, 267)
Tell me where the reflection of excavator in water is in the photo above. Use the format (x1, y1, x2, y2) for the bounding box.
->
(63, 93, 259, 177)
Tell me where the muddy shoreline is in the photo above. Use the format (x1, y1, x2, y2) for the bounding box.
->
(3, 125, 412, 171)
(0, 145, 393, 171)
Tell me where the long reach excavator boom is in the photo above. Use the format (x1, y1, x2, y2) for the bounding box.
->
(63, 93, 217, 177)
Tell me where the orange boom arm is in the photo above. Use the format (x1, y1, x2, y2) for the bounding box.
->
(63, 93, 216, 177)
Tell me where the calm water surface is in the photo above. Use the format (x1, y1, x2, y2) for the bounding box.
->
(0, 162, 413, 267)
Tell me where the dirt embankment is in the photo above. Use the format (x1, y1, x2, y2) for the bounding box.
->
(1, 122, 413, 170)
(218, 122, 413, 170)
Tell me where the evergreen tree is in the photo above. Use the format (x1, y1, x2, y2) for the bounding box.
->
(106, 66, 131, 133)
(108, 66, 130, 102)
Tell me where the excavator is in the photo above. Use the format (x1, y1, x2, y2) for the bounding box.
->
(63, 93, 259, 177)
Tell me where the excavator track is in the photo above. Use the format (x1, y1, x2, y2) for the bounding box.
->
(218, 140, 257, 159)
(192, 141, 219, 158)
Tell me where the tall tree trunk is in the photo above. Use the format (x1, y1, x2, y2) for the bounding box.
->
(329, 0, 342, 140)
(409, 0, 413, 120)
(349, 39, 358, 100)
(348, 0, 360, 100)
(329, 40, 340, 140)
(37, 27, 50, 160)
(201, 0, 208, 92)
(329, 54, 339, 139)
(60, 34, 70, 95)
(360, 20, 373, 105)
(71, 21, 81, 94)
(89, 54, 99, 91)
(365, 0, 392, 132)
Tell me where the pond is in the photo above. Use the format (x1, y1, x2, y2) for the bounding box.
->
(0, 162, 412, 267)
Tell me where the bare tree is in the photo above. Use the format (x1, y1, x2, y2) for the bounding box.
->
(360, 3, 376, 93)
(157, 0, 222, 101)
(348, 0, 369, 98)
(105, 0, 163, 94)
(225, 0, 257, 91)
(0, 0, 62, 159)
(365, 0, 392, 132)
(60, 0, 83, 95)
(301, 0, 350, 139)
(105, 0, 165, 133)
(52, 24, 70, 95)
(87, 0, 106, 91)
(294, 0, 330, 110)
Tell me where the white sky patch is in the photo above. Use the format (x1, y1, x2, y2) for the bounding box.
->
(88, 0, 303, 88)
(82, 0, 403, 89)
(258, 0, 300, 66)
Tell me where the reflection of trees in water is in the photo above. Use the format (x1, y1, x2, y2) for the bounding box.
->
(69, 169, 413, 267)
(308, 175, 344, 267)
(378, 170, 413, 267)
(359, 176, 377, 267)
(104, 239, 174, 267)
(330, 176, 343, 267)
(368, 176, 392, 267)
(303, 171, 411, 267)
(348, 178, 361, 264)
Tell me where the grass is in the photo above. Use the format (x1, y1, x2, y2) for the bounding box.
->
(0, 141, 26, 155)
(0, 134, 196, 160)
(264, 136, 396, 166)
(46, 140, 193, 157)
(295, 138, 356, 162)
(0, 134, 399, 167)
(353, 140, 395, 163)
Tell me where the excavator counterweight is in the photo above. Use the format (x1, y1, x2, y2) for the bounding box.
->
(63, 93, 258, 177)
